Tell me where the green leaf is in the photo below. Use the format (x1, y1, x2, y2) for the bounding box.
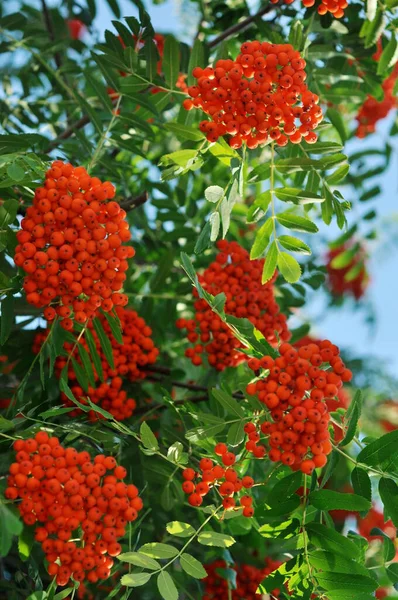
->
(140, 421, 159, 450)
(277, 252, 301, 283)
(386, 562, 398, 584)
(357, 430, 398, 467)
(198, 531, 236, 547)
(188, 39, 205, 86)
(140, 543, 179, 559)
(205, 185, 224, 203)
(269, 472, 302, 504)
(59, 377, 77, 405)
(275, 187, 324, 204)
(351, 467, 372, 502)
(118, 552, 161, 570)
(278, 236, 311, 255)
(365, 8, 386, 48)
(315, 572, 377, 594)
(330, 246, 357, 269)
(227, 421, 245, 447)
(145, 39, 159, 82)
(77, 344, 96, 388)
(327, 164, 350, 185)
(276, 212, 318, 234)
(194, 221, 211, 254)
(7, 162, 25, 181)
(309, 490, 371, 512)
(309, 550, 370, 576)
(378, 35, 398, 75)
(341, 389, 362, 445)
(212, 389, 244, 417)
(166, 521, 195, 538)
(250, 218, 273, 259)
(102, 310, 123, 344)
(85, 329, 104, 381)
(157, 571, 178, 600)
(121, 572, 152, 587)
(306, 523, 359, 559)
(160, 150, 198, 168)
(18, 526, 34, 562)
(92, 317, 115, 369)
(275, 158, 321, 172)
(379, 478, 398, 527)
(164, 123, 204, 142)
(0, 504, 23, 557)
(326, 109, 348, 143)
(210, 212, 220, 242)
(262, 241, 278, 284)
(71, 357, 89, 392)
(304, 141, 344, 154)
(163, 36, 180, 89)
(0, 293, 14, 346)
(180, 553, 207, 578)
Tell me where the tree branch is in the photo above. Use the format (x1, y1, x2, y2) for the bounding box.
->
(135, 394, 209, 415)
(208, 4, 274, 49)
(119, 191, 149, 211)
(44, 115, 90, 153)
(40, 0, 63, 71)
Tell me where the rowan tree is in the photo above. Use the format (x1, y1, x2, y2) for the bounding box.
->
(0, 0, 398, 599)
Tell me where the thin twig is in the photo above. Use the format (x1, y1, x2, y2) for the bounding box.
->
(208, 4, 274, 49)
(44, 115, 90, 153)
(119, 191, 149, 211)
(40, 0, 63, 70)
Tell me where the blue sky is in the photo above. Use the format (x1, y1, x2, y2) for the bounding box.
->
(90, 0, 398, 381)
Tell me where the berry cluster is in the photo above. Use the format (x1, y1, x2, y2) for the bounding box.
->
(270, 0, 347, 18)
(5, 432, 143, 587)
(356, 63, 398, 138)
(33, 306, 158, 421)
(176, 240, 290, 371)
(183, 41, 323, 148)
(203, 558, 283, 600)
(245, 340, 352, 474)
(15, 161, 134, 329)
(326, 243, 369, 300)
(357, 506, 396, 542)
(182, 444, 255, 517)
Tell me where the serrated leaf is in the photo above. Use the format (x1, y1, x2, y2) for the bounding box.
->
(315, 572, 377, 593)
(309, 490, 371, 512)
(250, 218, 273, 259)
(198, 531, 235, 547)
(165, 123, 204, 141)
(365, 8, 386, 48)
(140, 421, 159, 450)
(276, 212, 318, 233)
(309, 550, 369, 576)
(194, 221, 211, 254)
(277, 252, 301, 283)
(205, 185, 224, 203)
(341, 389, 362, 445)
(92, 317, 115, 369)
(210, 211, 220, 242)
(102, 310, 123, 344)
(378, 35, 398, 75)
(0, 293, 14, 346)
(77, 344, 96, 388)
(275, 187, 324, 204)
(351, 467, 372, 502)
(140, 543, 178, 559)
(121, 572, 152, 587)
(278, 235, 311, 255)
(379, 478, 398, 528)
(211, 389, 244, 417)
(157, 571, 178, 600)
(180, 553, 207, 578)
(85, 329, 104, 381)
(327, 164, 349, 185)
(275, 158, 321, 172)
(326, 109, 348, 144)
(306, 523, 359, 559)
(262, 241, 278, 284)
(118, 552, 161, 570)
(188, 39, 205, 86)
(227, 421, 245, 447)
(166, 522, 195, 538)
(357, 429, 398, 467)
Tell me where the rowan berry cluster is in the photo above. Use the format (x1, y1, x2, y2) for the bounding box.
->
(356, 64, 398, 138)
(176, 240, 290, 371)
(203, 558, 282, 599)
(326, 243, 369, 300)
(357, 506, 396, 541)
(33, 306, 158, 421)
(15, 161, 134, 329)
(5, 431, 143, 587)
(270, 0, 347, 18)
(245, 340, 352, 474)
(182, 444, 255, 517)
(183, 41, 323, 148)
